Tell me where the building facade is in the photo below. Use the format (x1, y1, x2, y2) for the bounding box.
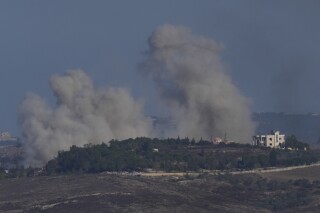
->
(253, 130, 285, 148)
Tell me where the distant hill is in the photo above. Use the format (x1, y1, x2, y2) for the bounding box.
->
(253, 113, 320, 144)
(152, 113, 320, 144)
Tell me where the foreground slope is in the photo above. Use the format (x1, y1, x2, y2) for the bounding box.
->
(0, 173, 267, 213)
(2, 168, 320, 212)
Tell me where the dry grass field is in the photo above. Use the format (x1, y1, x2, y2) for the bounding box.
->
(260, 164, 320, 181)
(1, 171, 320, 212)
(2, 143, 320, 212)
(0, 173, 268, 213)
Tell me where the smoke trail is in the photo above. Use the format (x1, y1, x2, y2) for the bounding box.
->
(140, 25, 255, 143)
(18, 70, 153, 166)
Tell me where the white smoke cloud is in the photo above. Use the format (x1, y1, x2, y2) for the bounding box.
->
(140, 25, 256, 142)
(18, 70, 153, 166)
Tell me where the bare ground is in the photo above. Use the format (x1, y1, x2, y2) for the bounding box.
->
(0, 173, 267, 213)
(2, 164, 320, 212)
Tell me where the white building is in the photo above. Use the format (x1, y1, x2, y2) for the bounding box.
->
(253, 130, 285, 148)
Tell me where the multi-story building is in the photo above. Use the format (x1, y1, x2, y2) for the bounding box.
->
(253, 130, 285, 148)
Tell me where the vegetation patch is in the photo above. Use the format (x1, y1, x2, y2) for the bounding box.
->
(43, 137, 320, 175)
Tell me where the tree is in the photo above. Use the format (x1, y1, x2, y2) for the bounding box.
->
(285, 135, 309, 150)
(269, 149, 277, 166)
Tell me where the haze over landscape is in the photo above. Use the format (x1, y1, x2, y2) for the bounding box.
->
(2, 2, 320, 212)
(1, 1, 320, 137)
(18, 25, 257, 166)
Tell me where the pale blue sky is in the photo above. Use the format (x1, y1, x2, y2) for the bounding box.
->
(1, 1, 320, 135)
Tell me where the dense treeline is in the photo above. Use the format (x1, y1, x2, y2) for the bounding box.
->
(284, 135, 310, 150)
(45, 137, 320, 174)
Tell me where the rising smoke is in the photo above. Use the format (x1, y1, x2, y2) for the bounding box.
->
(18, 70, 153, 166)
(140, 25, 256, 142)
(19, 25, 256, 166)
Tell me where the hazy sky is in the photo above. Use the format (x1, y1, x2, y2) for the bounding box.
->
(1, 1, 320, 135)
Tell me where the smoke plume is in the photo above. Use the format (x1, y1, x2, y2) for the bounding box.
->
(18, 70, 153, 166)
(140, 25, 255, 142)
(19, 25, 256, 166)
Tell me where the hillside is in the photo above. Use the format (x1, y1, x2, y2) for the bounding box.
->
(1, 170, 320, 212)
(1, 139, 320, 212)
(44, 138, 320, 175)
(0, 174, 258, 213)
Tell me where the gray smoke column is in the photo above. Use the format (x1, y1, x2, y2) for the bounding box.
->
(18, 70, 153, 166)
(140, 25, 255, 143)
